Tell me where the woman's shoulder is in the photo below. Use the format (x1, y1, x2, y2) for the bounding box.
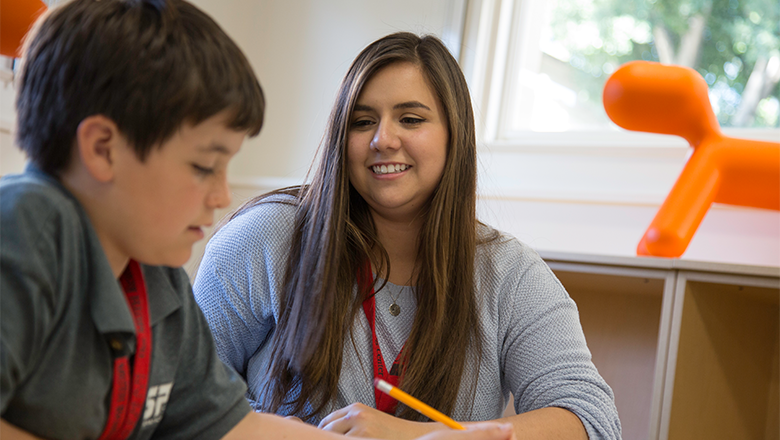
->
(218, 192, 297, 233)
(208, 192, 299, 254)
(476, 223, 545, 269)
(475, 222, 565, 300)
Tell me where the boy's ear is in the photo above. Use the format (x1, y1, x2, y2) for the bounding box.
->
(75, 115, 123, 183)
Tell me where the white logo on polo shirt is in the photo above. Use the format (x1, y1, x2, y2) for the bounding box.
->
(142, 382, 173, 427)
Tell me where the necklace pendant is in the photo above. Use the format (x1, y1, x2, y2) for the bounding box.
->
(389, 303, 401, 316)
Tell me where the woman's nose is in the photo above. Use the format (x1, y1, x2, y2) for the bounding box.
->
(369, 121, 401, 152)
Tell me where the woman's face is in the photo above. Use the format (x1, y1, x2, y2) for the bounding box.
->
(347, 62, 449, 224)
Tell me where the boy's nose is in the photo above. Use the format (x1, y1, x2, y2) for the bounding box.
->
(208, 177, 232, 209)
(369, 121, 401, 152)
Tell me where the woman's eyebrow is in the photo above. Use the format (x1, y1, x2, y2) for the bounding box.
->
(352, 101, 432, 112)
(394, 101, 431, 111)
(353, 104, 373, 112)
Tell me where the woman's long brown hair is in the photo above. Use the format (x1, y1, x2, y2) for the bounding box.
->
(225, 32, 486, 421)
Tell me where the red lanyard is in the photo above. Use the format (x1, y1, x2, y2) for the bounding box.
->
(358, 262, 405, 414)
(99, 260, 153, 440)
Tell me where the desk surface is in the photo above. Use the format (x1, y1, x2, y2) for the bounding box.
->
(538, 250, 780, 279)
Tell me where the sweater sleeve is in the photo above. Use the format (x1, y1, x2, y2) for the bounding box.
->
(192, 199, 295, 379)
(498, 245, 622, 439)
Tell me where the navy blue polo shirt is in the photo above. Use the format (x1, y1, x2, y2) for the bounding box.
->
(0, 166, 251, 439)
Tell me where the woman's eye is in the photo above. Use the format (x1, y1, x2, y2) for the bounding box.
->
(351, 119, 374, 128)
(401, 117, 424, 125)
(192, 164, 215, 176)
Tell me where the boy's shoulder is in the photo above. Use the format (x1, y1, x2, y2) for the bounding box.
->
(1, 169, 80, 220)
(0, 170, 85, 238)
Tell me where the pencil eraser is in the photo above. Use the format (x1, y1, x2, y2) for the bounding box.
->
(374, 378, 392, 393)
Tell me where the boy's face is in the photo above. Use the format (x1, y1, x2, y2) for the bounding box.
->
(103, 111, 245, 269)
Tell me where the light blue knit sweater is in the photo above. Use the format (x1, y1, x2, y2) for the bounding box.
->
(193, 196, 621, 439)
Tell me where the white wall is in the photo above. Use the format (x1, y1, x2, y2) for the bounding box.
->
(183, 0, 460, 275)
(190, 0, 457, 186)
(1, 72, 25, 176)
(0, 0, 457, 182)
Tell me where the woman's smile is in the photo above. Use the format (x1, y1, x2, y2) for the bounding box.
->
(371, 163, 411, 176)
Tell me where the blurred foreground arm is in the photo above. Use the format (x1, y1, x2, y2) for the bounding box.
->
(1, 420, 44, 440)
(224, 412, 516, 440)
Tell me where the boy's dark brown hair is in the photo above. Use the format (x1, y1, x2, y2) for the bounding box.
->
(15, 0, 265, 175)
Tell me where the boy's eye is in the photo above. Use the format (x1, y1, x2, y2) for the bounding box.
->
(192, 164, 215, 176)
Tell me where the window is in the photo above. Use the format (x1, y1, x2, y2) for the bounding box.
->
(460, 0, 780, 145)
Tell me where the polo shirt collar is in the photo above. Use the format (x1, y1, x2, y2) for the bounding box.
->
(141, 265, 183, 327)
(89, 256, 136, 334)
(90, 262, 183, 333)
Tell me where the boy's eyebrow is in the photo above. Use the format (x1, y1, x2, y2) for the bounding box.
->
(352, 101, 432, 113)
(198, 144, 232, 154)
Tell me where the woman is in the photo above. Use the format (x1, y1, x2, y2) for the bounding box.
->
(194, 32, 621, 439)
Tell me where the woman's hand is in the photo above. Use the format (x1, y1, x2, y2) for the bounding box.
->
(318, 403, 440, 439)
(418, 423, 516, 440)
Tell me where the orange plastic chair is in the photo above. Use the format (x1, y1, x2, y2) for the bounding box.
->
(1, 0, 47, 58)
(603, 61, 780, 258)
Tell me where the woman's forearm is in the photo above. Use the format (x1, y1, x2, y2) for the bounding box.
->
(483, 407, 587, 440)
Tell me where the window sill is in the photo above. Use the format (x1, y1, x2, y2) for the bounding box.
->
(477, 128, 779, 205)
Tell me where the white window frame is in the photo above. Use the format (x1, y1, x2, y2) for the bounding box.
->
(458, 0, 779, 205)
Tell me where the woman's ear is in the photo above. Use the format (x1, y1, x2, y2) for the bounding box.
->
(75, 115, 122, 183)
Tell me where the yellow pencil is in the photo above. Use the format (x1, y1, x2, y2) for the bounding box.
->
(374, 378, 466, 430)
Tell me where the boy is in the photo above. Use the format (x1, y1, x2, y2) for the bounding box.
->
(0, 0, 515, 439)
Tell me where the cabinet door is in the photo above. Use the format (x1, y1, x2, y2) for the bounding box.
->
(662, 271, 780, 440)
(548, 262, 675, 440)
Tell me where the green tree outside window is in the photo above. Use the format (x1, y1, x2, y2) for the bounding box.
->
(529, 0, 779, 129)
